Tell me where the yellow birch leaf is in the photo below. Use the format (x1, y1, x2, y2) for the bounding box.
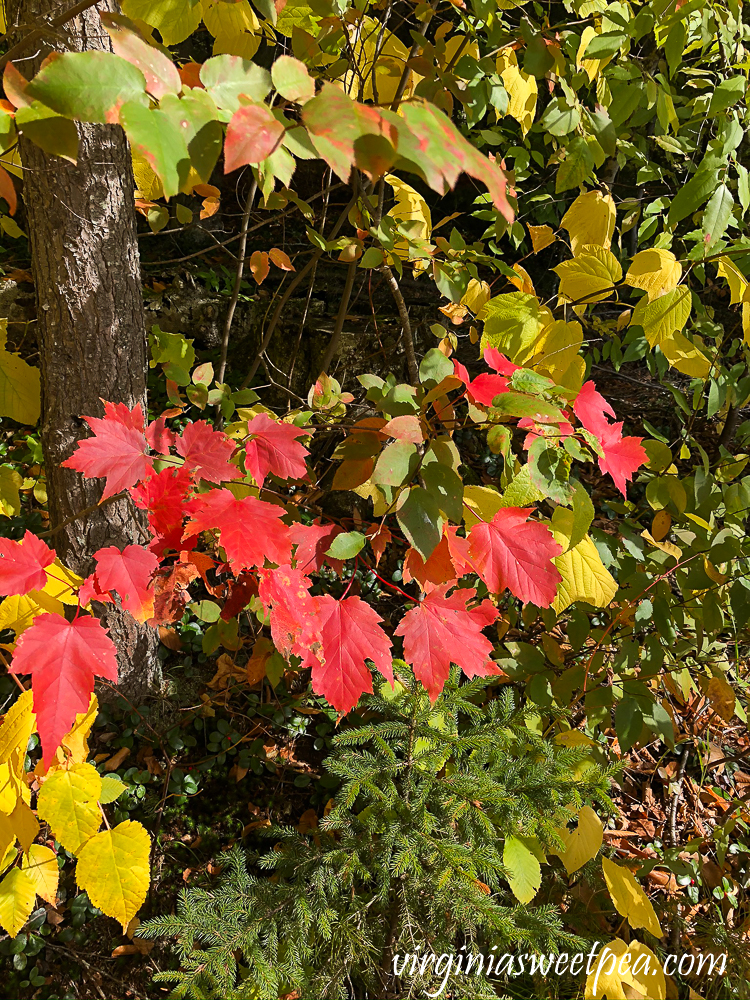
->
(22, 845, 59, 905)
(586, 939, 666, 1000)
(440, 35, 480, 71)
(577, 26, 614, 82)
(0, 809, 14, 862)
(0, 592, 63, 638)
(37, 763, 102, 854)
(461, 279, 491, 314)
(716, 256, 750, 305)
(625, 249, 682, 301)
(385, 173, 432, 259)
(75, 820, 150, 931)
(10, 799, 38, 854)
(0, 749, 28, 815)
(503, 835, 542, 903)
(132, 152, 164, 202)
(528, 224, 556, 254)
(530, 320, 584, 389)
(0, 690, 34, 765)
(211, 29, 261, 61)
(551, 536, 617, 614)
(0, 319, 41, 425)
(0, 465, 22, 517)
(0, 866, 36, 937)
(553, 804, 603, 875)
(561, 190, 616, 255)
(508, 263, 535, 295)
(121, 0, 203, 46)
(496, 48, 537, 135)
(554, 246, 622, 309)
(480, 291, 554, 362)
(659, 331, 712, 378)
(602, 856, 663, 937)
(630, 285, 690, 346)
(0, 841, 16, 871)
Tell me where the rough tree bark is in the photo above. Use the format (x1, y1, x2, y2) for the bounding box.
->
(7, 0, 160, 699)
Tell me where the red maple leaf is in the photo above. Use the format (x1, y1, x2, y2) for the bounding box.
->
(597, 422, 647, 496)
(468, 507, 562, 607)
(175, 421, 242, 484)
(149, 562, 199, 625)
(573, 380, 615, 439)
(145, 415, 176, 453)
(484, 348, 520, 376)
(402, 527, 473, 593)
(290, 520, 344, 575)
(221, 572, 259, 622)
(395, 584, 499, 701)
(366, 523, 392, 566)
(184, 489, 292, 573)
(259, 565, 318, 661)
(244, 413, 311, 486)
(132, 466, 196, 556)
(10, 614, 118, 765)
(0, 530, 55, 596)
(93, 544, 159, 622)
(306, 595, 393, 714)
(62, 401, 152, 499)
(453, 360, 510, 407)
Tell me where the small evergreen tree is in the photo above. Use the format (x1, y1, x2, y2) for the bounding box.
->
(141, 667, 613, 999)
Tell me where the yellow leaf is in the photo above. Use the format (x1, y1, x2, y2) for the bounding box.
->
(39, 695, 98, 777)
(132, 152, 164, 202)
(385, 173, 432, 258)
(716, 256, 750, 305)
(551, 511, 617, 613)
(496, 48, 537, 135)
(528, 224, 556, 254)
(554, 246, 622, 310)
(577, 26, 615, 82)
(344, 16, 411, 104)
(440, 34, 480, 71)
(651, 509, 672, 541)
(602, 856, 663, 937)
(0, 866, 36, 937)
(0, 809, 15, 861)
(504, 835, 543, 903)
(561, 190, 616, 255)
(75, 820, 150, 931)
(202, 0, 260, 37)
(0, 749, 28, 815)
(641, 528, 682, 561)
(37, 763, 102, 854)
(22, 845, 59, 905)
(625, 249, 682, 301)
(0, 840, 16, 871)
(0, 318, 40, 425)
(0, 465, 21, 517)
(121, 0, 202, 46)
(659, 331, 712, 378)
(508, 263, 535, 295)
(530, 320, 584, 390)
(0, 690, 34, 765)
(631, 285, 691, 347)
(552, 804, 603, 875)
(480, 291, 554, 363)
(586, 939, 666, 1000)
(461, 279, 491, 314)
(9, 799, 38, 854)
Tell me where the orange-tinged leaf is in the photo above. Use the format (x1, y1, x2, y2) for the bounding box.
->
(0, 164, 17, 215)
(249, 250, 270, 285)
(93, 544, 158, 622)
(528, 224, 555, 253)
(224, 103, 284, 171)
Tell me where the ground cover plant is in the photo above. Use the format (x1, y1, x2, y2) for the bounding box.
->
(0, 0, 750, 997)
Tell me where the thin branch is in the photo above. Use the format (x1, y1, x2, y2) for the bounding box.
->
(389, 0, 439, 112)
(319, 259, 357, 376)
(216, 178, 257, 387)
(0, 0, 104, 70)
(382, 264, 418, 385)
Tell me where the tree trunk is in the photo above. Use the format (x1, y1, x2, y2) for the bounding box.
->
(7, 0, 160, 700)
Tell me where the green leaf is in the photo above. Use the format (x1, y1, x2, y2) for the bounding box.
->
(528, 438, 572, 504)
(702, 183, 734, 251)
(583, 31, 626, 58)
(26, 52, 147, 124)
(396, 486, 444, 561)
(15, 103, 78, 162)
(326, 531, 366, 560)
(709, 76, 747, 116)
(539, 98, 580, 136)
(555, 136, 595, 193)
(0, 465, 21, 517)
(615, 698, 643, 753)
(418, 348, 453, 385)
(421, 463, 464, 522)
(272, 55, 315, 103)
(120, 102, 191, 199)
(667, 166, 718, 227)
(200, 56, 272, 114)
(190, 600, 221, 623)
(99, 775, 127, 804)
(160, 91, 223, 184)
(373, 440, 418, 487)
(503, 835, 542, 903)
(491, 392, 566, 423)
(149, 327, 195, 385)
(0, 327, 40, 425)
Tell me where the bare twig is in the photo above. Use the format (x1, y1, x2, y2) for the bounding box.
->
(319, 259, 358, 376)
(381, 264, 418, 384)
(216, 178, 257, 388)
(669, 743, 690, 847)
(389, 0, 439, 112)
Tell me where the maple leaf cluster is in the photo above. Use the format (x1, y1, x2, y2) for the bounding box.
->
(1, 363, 647, 762)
